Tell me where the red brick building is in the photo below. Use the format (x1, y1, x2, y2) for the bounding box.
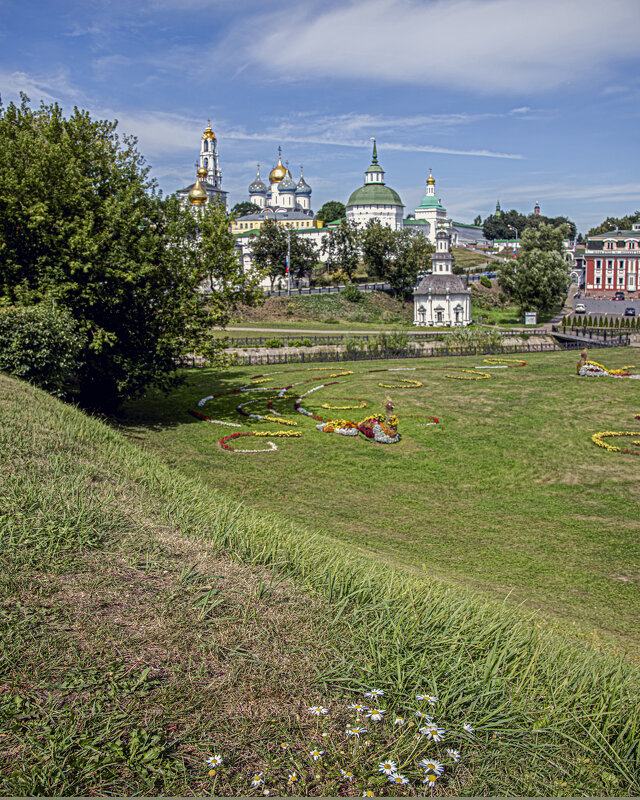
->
(584, 224, 640, 297)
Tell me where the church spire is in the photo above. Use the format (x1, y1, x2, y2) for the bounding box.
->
(365, 137, 384, 184)
(370, 136, 378, 164)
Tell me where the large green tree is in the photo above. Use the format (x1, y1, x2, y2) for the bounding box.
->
(316, 200, 346, 225)
(362, 222, 434, 299)
(0, 96, 259, 410)
(587, 212, 640, 236)
(482, 208, 576, 241)
(497, 223, 570, 314)
(320, 219, 361, 281)
(231, 201, 261, 217)
(249, 219, 318, 290)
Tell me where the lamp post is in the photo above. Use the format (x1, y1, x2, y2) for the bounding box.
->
(507, 224, 519, 258)
(263, 207, 291, 295)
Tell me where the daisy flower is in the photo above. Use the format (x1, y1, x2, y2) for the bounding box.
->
(309, 748, 324, 761)
(340, 769, 354, 781)
(423, 694, 438, 705)
(419, 758, 444, 775)
(362, 791, 375, 797)
(364, 689, 384, 698)
(423, 773, 438, 788)
(447, 748, 461, 762)
(463, 722, 474, 734)
(366, 708, 386, 721)
(415, 710, 434, 721)
(308, 706, 328, 716)
(394, 716, 405, 726)
(420, 724, 445, 742)
(251, 773, 264, 788)
(287, 773, 298, 785)
(206, 755, 223, 767)
(346, 724, 367, 737)
(280, 742, 289, 749)
(347, 703, 368, 713)
(388, 773, 410, 785)
(378, 760, 398, 775)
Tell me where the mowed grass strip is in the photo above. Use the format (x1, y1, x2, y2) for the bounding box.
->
(1, 374, 639, 795)
(122, 347, 640, 653)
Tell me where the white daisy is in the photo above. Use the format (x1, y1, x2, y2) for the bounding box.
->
(308, 706, 328, 716)
(206, 754, 223, 767)
(424, 694, 438, 705)
(447, 748, 461, 762)
(366, 708, 386, 721)
(420, 724, 445, 742)
(309, 748, 324, 761)
(423, 773, 439, 788)
(394, 716, 405, 726)
(419, 758, 444, 775)
(362, 791, 375, 797)
(364, 688, 384, 698)
(345, 724, 367, 737)
(287, 773, 298, 785)
(463, 722, 474, 734)
(347, 703, 368, 712)
(415, 711, 434, 721)
(340, 769, 354, 781)
(388, 773, 410, 785)
(251, 773, 264, 788)
(378, 760, 398, 775)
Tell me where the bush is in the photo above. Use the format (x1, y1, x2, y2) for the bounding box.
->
(480, 275, 492, 289)
(263, 338, 282, 348)
(302, 338, 312, 347)
(342, 283, 363, 303)
(0, 304, 86, 397)
(291, 339, 303, 347)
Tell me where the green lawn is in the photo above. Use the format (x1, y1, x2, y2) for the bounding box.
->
(121, 348, 640, 653)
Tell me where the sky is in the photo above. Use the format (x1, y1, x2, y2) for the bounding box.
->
(1, 0, 639, 234)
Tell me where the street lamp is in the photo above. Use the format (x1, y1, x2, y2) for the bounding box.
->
(507, 224, 519, 259)
(263, 206, 292, 296)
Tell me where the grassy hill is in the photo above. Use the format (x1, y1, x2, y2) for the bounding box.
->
(2, 371, 640, 795)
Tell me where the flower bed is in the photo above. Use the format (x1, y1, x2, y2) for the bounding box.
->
(445, 369, 491, 381)
(219, 430, 301, 453)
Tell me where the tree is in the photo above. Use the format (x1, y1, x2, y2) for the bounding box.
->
(362, 222, 434, 300)
(587, 212, 640, 236)
(316, 201, 346, 225)
(474, 214, 482, 226)
(497, 223, 570, 314)
(250, 220, 318, 289)
(481, 209, 577, 241)
(0, 95, 260, 411)
(232, 201, 261, 217)
(320, 219, 362, 281)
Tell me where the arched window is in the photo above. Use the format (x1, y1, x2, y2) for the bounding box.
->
(204, 158, 208, 170)
(203, 140, 208, 152)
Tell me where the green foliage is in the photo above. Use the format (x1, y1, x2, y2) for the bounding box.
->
(316, 200, 346, 225)
(587, 211, 640, 236)
(480, 274, 492, 289)
(0, 96, 259, 411)
(0, 303, 86, 397)
(342, 282, 363, 303)
(497, 224, 571, 313)
(231, 201, 261, 217)
(362, 222, 434, 299)
(301, 338, 312, 347)
(251, 219, 318, 290)
(263, 337, 282, 348)
(482, 208, 577, 241)
(320, 219, 361, 281)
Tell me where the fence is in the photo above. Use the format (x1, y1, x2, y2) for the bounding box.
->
(182, 340, 590, 369)
(264, 282, 392, 297)
(551, 326, 630, 346)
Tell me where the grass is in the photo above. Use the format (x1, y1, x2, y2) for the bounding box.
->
(2, 368, 640, 795)
(451, 247, 494, 271)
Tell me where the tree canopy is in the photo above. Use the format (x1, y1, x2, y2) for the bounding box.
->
(316, 201, 346, 225)
(249, 219, 318, 290)
(587, 212, 640, 236)
(320, 219, 362, 281)
(0, 95, 260, 410)
(231, 201, 261, 217)
(362, 222, 434, 299)
(482, 209, 577, 241)
(497, 223, 570, 314)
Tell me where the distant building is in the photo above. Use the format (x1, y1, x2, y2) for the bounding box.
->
(584, 224, 640, 296)
(413, 225, 471, 327)
(345, 139, 405, 230)
(177, 121, 228, 208)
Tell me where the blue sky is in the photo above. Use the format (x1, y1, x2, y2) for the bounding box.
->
(1, 0, 639, 233)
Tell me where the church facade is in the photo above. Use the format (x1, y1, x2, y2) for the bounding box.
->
(177, 121, 228, 208)
(345, 140, 404, 230)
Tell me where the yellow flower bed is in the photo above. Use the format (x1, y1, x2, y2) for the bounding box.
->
(378, 379, 423, 388)
(591, 430, 640, 453)
(445, 369, 491, 380)
(253, 431, 302, 438)
(263, 415, 298, 426)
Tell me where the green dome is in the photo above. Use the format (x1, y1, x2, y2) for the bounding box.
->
(347, 183, 404, 208)
(417, 194, 444, 210)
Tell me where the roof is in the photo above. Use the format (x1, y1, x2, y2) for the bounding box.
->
(236, 210, 315, 221)
(403, 218, 429, 225)
(587, 229, 640, 239)
(452, 221, 483, 230)
(416, 195, 444, 210)
(347, 183, 404, 208)
(413, 273, 468, 295)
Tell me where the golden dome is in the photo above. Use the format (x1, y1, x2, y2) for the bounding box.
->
(269, 148, 287, 183)
(189, 171, 208, 206)
(427, 168, 435, 185)
(197, 165, 208, 179)
(202, 120, 216, 140)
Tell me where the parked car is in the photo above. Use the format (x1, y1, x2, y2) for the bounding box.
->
(575, 303, 586, 313)
(624, 307, 636, 317)
(613, 291, 625, 300)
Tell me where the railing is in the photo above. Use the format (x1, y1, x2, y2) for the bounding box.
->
(264, 282, 392, 297)
(551, 326, 630, 346)
(182, 340, 588, 369)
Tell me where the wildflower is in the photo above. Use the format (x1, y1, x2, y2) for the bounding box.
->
(251, 773, 264, 788)
(347, 703, 368, 712)
(308, 706, 328, 716)
(362, 791, 375, 797)
(364, 688, 384, 698)
(463, 722, 474, 734)
(287, 773, 298, 785)
(424, 694, 438, 705)
(447, 749, 461, 762)
(378, 760, 398, 775)
(394, 716, 405, 726)
(415, 711, 433, 721)
(280, 742, 289, 749)
(388, 773, 410, 785)
(346, 724, 367, 737)
(340, 769, 354, 781)
(419, 758, 444, 775)
(208, 770, 216, 777)
(423, 773, 438, 788)
(309, 749, 324, 761)
(420, 724, 445, 742)
(206, 755, 223, 767)
(367, 708, 386, 721)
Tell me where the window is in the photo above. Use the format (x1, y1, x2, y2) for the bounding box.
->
(203, 140, 208, 152)
(605, 241, 614, 249)
(595, 277, 601, 285)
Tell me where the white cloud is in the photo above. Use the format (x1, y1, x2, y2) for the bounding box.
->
(0, 69, 84, 104)
(227, 0, 640, 93)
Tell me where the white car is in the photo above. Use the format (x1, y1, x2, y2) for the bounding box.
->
(575, 303, 586, 313)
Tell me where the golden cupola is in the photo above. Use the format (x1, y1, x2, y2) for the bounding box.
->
(202, 120, 216, 140)
(427, 168, 435, 185)
(189, 168, 208, 206)
(269, 147, 287, 183)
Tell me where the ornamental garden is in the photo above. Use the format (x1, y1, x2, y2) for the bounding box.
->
(123, 346, 640, 655)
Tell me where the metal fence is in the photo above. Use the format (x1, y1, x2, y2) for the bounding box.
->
(182, 340, 589, 369)
(264, 282, 392, 297)
(551, 326, 630, 346)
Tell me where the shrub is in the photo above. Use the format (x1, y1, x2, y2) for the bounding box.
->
(291, 339, 303, 347)
(0, 303, 86, 398)
(344, 337, 359, 353)
(480, 275, 492, 289)
(263, 338, 282, 348)
(342, 283, 363, 303)
(301, 338, 312, 347)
